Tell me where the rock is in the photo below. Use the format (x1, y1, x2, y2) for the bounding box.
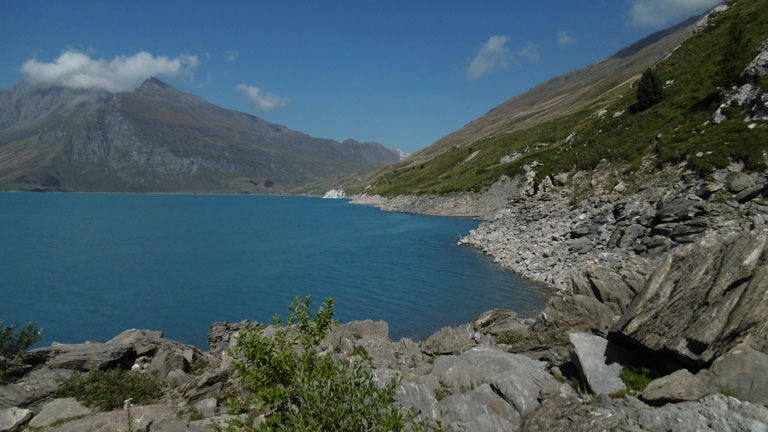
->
(26, 342, 136, 372)
(181, 371, 228, 402)
(697, 344, 768, 405)
(396, 382, 440, 421)
(431, 346, 559, 415)
(471, 309, 530, 338)
(422, 324, 476, 355)
(40, 403, 177, 432)
(654, 198, 705, 223)
(194, 397, 218, 418)
(569, 237, 594, 254)
(326, 320, 389, 342)
(568, 333, 626, 395)
(28, 397, 92, 428)
(735, 183, 765, 203)
(147, 350, 189, 379)
(322, 189, 346, 199)
(727, 172, 755, 193)
(0, 407, 33, 432)
(0, 367, 77, 409)
(741, 39, 768, 85)
(207, 320, 262, 354)
(617, 224, 644, 248)
(614, 230, 768, 367)
(166, 369, 196, 387)
(641, 369, 709, 405)
(439, 383, 520, 431)
(147, 418, 211, 431)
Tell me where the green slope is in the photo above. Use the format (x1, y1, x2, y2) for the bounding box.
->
(358, 0, 768, 197)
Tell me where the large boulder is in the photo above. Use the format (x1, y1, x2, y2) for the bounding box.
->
(641, 369, 709, 405)
(422, 324, 477, 356)
(439, 384, 521, 432)
(568, 333, 626, 395)
(614, 230, 768, 367)
(696, 344, 768, 406)
(431, 346, 559, 415)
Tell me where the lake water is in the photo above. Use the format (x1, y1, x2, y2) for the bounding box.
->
(0, 193, 547, 349)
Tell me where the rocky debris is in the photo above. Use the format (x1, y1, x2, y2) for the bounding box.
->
(568, 333, 626, 395)
(614, 229, 768, 367)
(322, 188, 346, 198)
(715, 38, 768, 123)
(521, 393, 768, 432)
(27, 397, 92, 429)
(641, 369, 709, 405)
(697, 344, 768, 405)
(0, 407, 33, 432)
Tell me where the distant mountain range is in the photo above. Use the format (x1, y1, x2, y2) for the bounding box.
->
(0, 77, 401, 193)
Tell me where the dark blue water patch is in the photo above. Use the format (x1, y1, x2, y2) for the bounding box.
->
(0, 192, 548, 349)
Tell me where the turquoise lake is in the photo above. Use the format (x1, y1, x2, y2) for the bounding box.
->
(0, 193, 547, 348)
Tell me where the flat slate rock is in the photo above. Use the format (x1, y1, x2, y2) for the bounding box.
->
(569, 332, 626, 395)
(28, 397, 92, 428)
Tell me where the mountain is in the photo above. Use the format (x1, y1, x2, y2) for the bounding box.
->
(0, 77, 399, 193)
(355, 1, 768, 196)
(354, 8, 712, 188)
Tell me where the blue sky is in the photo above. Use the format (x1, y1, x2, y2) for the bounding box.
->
(1, 0, 720, 153)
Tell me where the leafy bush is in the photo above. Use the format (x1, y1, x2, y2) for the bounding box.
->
(495, 331, 525, 345)
(57, 369, 165, 411)
(0, 321, 42, 383)
(225, 296, 449, 431)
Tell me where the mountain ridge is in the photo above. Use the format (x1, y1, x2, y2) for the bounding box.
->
(0, 78, 399, 193)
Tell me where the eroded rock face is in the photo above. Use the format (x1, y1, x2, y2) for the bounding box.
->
(614, 230, 768, 367)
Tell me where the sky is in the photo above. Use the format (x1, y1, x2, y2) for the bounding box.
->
(1, 0, 721, 154)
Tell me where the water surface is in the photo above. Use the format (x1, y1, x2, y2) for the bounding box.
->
(0, 193, 547, 348)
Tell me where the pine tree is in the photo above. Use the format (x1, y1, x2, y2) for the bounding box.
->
(635, 68, 663, 111)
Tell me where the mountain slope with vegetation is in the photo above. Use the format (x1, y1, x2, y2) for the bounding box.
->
(355, 0, 767, 197)
(0, 78, 399, 193)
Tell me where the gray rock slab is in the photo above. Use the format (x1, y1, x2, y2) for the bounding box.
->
(166, 369, 196, 388)
(194, 397, 218, 418)
(439, 384, 520, 432)
(396, 382, 440, 420)
(43, 403, 176, 432)
(0, 407, 33, 432)
(431, 346, 558, 415)
(422, 324, 477, 355)
(0, 367, 76, 409)
(641, 369, 709, 404)
(614, 230, 768, 367)
(27, 342, 136, 372)
(697, 344, 768, 405)
(569, 332, 626, 395)
(28, 397, 92, 428)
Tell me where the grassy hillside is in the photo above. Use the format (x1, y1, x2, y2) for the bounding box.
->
(358, 0, 768, 197)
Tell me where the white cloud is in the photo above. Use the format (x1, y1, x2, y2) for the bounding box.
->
(235, 83, 291, 112)
(628, 0, 721, 28)
(467, 35, 513, 79)
(517, 42, 540, 63)
(20, 50, 199, 93)
(557, 31, 576, 46)
(225, 50, 239, 62)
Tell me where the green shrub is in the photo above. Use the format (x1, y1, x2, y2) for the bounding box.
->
(57, 369, 165, 411)
(225, 296, 449, 431)
(495, 331, 525, 345)
(0, 321, 42, 383)
(619, 366, 654, 392)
